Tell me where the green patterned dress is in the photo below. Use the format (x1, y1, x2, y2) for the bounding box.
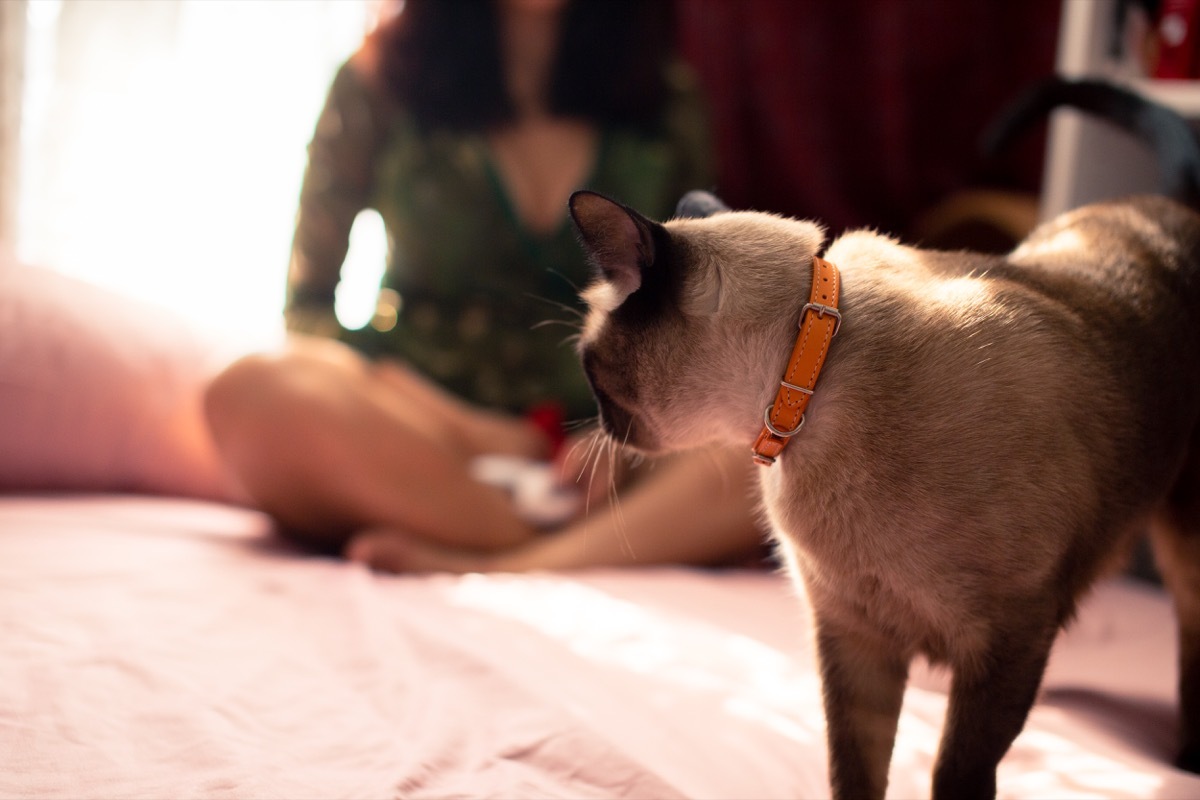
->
(285, 60, 713, 422)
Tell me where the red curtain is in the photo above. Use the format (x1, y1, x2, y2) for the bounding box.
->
(677, 0, 1062, 237)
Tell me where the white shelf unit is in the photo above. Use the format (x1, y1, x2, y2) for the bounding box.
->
(1041, 0, 1200, 219)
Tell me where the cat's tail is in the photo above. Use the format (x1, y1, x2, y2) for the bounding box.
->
(982, 75, 1200, 208)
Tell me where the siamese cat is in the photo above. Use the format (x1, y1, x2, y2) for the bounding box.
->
(568, 80, 1200, 800)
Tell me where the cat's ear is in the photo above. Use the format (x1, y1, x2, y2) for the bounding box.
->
(569, 191, 658, 299)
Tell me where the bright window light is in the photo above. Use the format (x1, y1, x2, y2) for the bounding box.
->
(337, 209, 388, 332)
(16, 0, 378, 349)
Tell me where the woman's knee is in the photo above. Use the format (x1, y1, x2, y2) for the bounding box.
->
(204, 340, 365, 442)
(204, 353, 286, 447)
(201, 348, 364, 535)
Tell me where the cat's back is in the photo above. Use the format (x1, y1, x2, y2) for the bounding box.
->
(772, 199, 1200, 627)
(1005, 195, 1200, 318)
(801, 197, 1200, 563)
(994, 196, 1200, 404)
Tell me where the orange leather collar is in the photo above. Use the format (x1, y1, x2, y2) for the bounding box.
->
(751, 256, 841, 466)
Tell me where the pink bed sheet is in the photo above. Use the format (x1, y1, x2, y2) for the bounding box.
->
(0, 494, 1196, 799)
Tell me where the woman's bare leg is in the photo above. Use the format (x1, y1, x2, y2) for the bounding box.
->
(369, 358, 555, 458)
(203, 336, 547, 552)
(347, 444, 767, 572)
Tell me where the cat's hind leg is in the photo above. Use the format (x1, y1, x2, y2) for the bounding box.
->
(1150, 441, 1200, 773)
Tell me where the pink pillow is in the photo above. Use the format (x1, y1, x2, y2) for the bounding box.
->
(0, 259, 241, 501)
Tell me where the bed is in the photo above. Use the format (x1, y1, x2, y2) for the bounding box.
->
(3, 262, 1200, 799)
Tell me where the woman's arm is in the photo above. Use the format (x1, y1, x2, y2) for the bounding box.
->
(285, 60, 390, 338)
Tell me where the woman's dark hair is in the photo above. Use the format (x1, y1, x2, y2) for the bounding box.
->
(370, 0, 675, 133)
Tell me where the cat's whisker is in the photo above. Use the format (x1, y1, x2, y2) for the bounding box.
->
(606, 437, 635, 558)
(565, 416, 597, 432)
(583, 429, 608, 516)
(529, 318, 582, 332)
(524, 291, 586, 321)
(576, 428, 604, 484)
(620, 417, 634, 449)
(541, 268, 584, 295)
(562, 430, 598, 476)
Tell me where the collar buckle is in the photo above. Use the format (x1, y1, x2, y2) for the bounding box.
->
(800, 302, 842, 336)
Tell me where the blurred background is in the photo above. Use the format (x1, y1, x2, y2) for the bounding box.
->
(1, 0, 1061, 347)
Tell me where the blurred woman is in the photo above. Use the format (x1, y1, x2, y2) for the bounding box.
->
(204, 0, 766, 572)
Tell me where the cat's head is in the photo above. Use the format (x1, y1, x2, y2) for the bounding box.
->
(569, 190, 825, 454)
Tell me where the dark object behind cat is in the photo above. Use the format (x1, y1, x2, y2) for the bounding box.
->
(569, 80, 1200, 800)
(982, 75, 1200, 206)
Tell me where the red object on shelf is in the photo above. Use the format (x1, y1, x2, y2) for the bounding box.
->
(1155, 0, 1200, 78)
